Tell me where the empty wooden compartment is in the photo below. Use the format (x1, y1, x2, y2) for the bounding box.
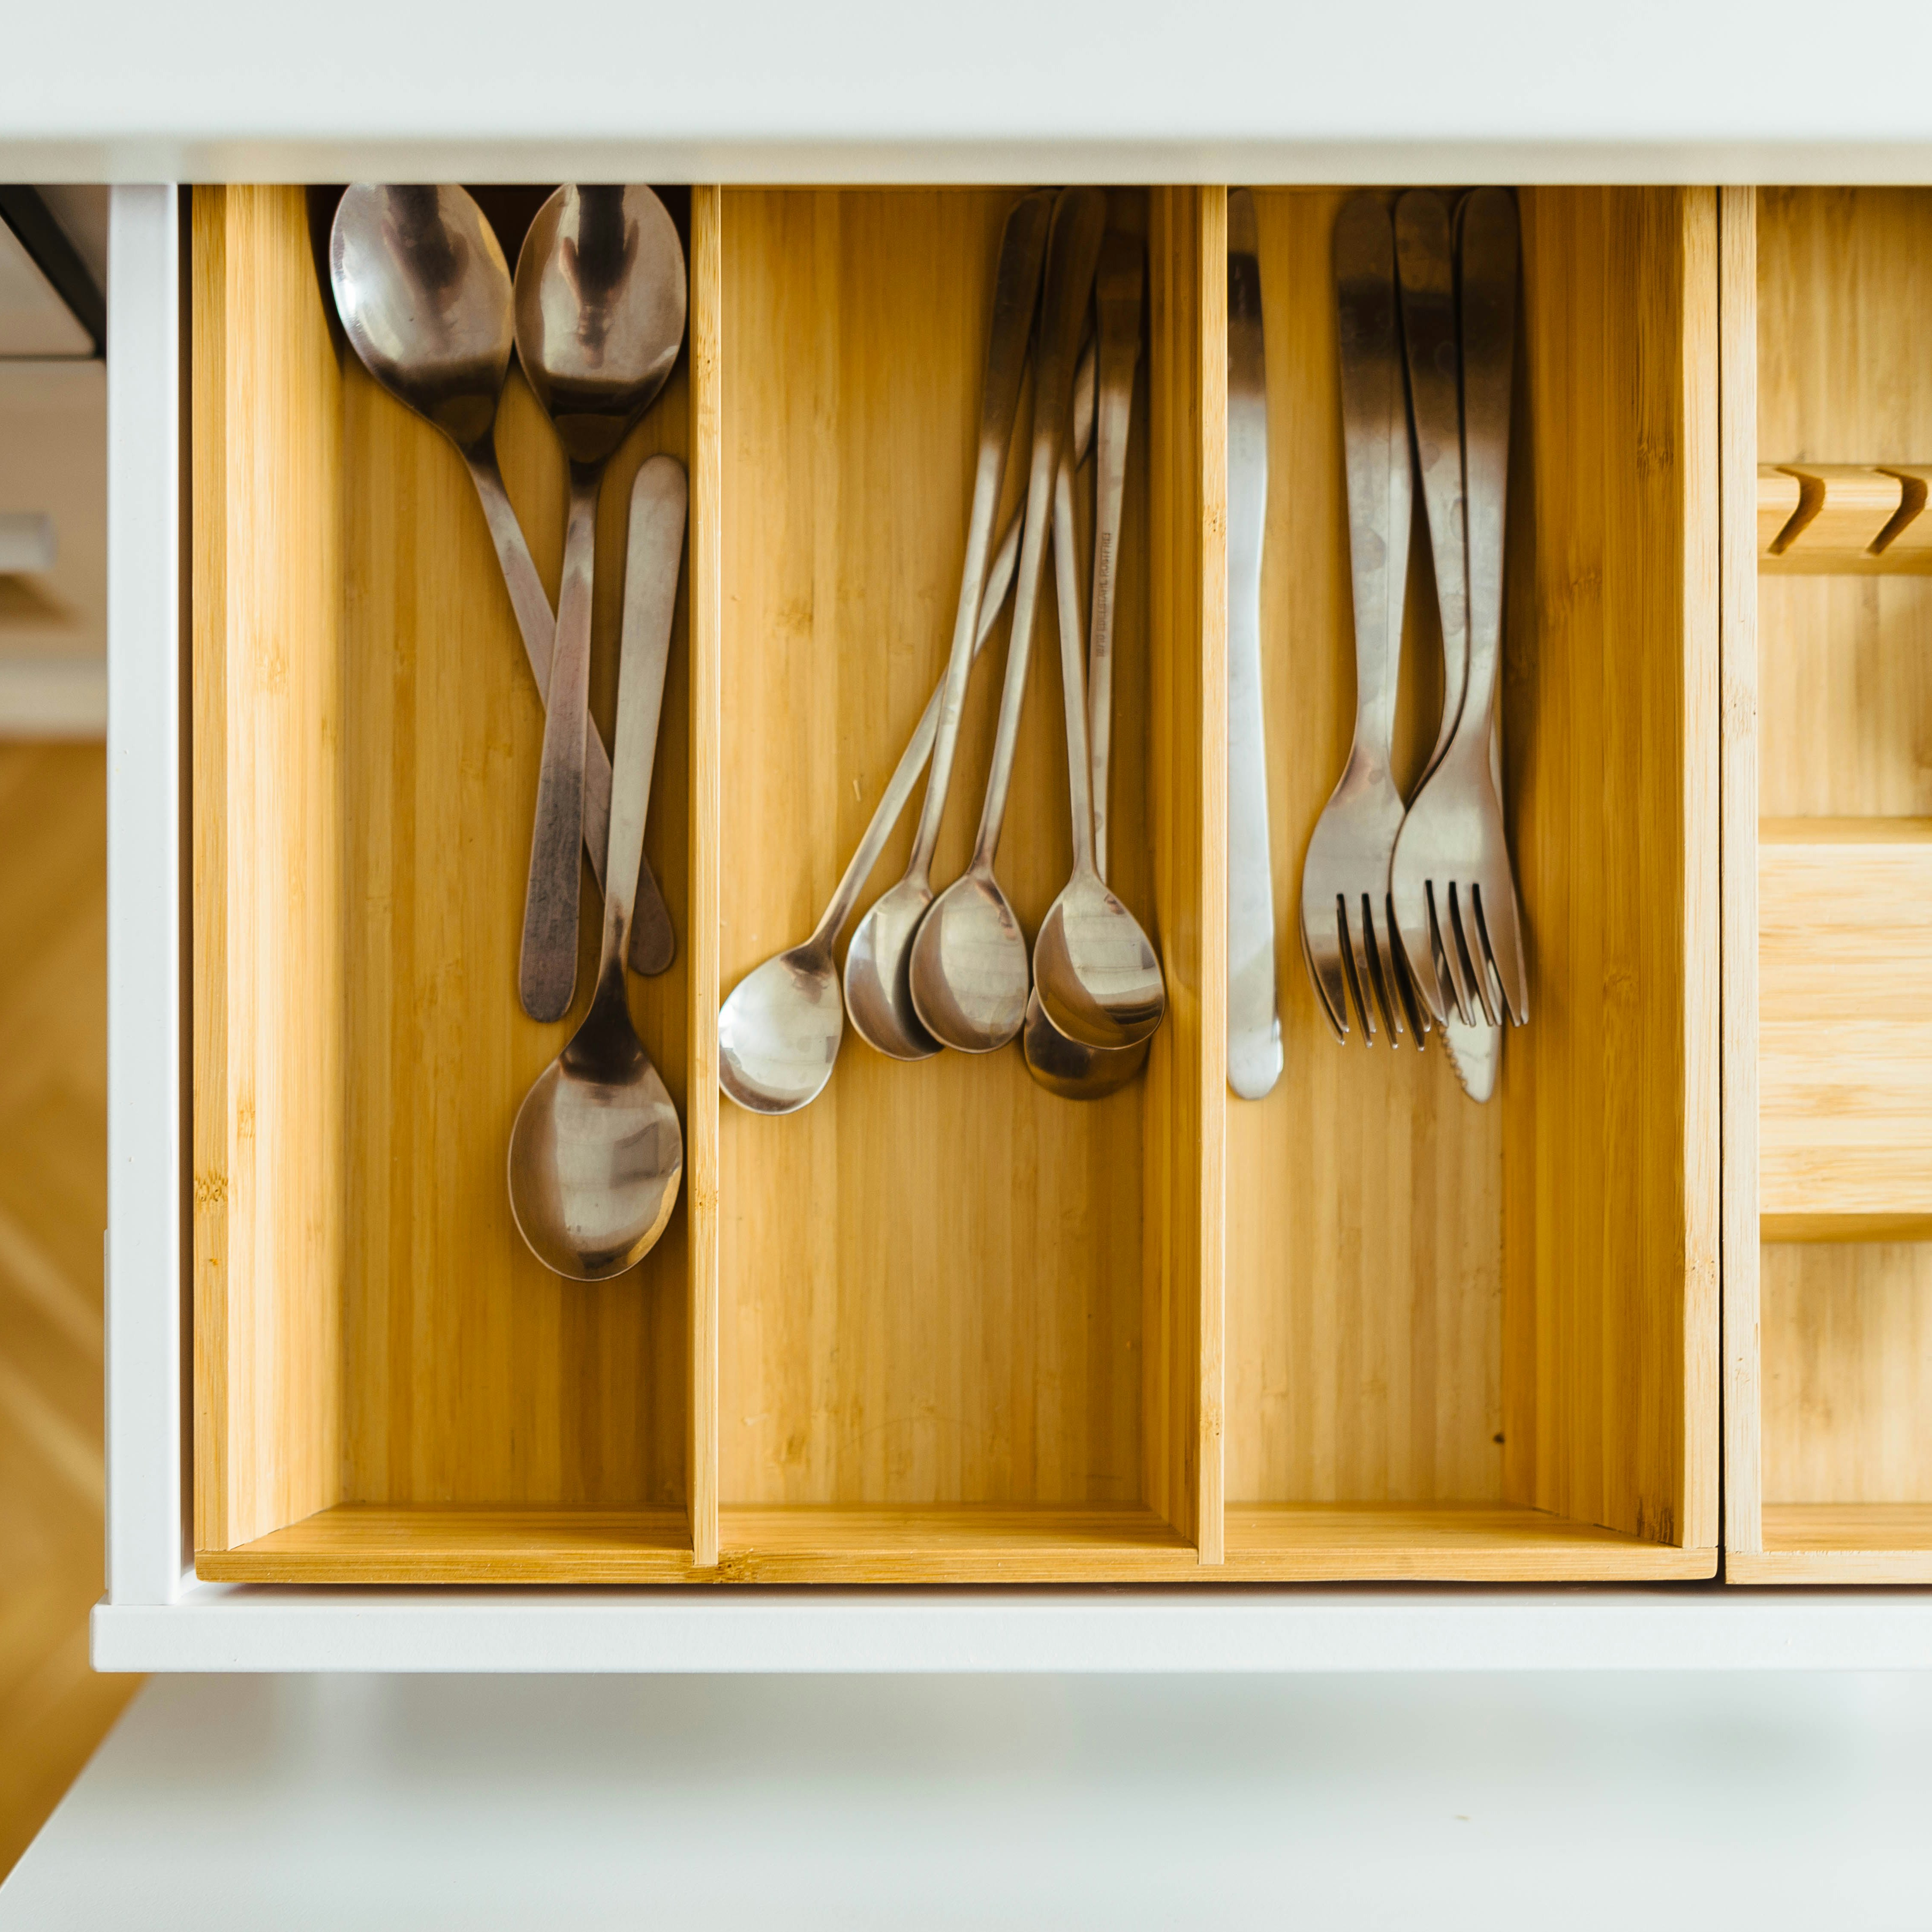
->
(1725, 186, 1932, 1583)
(1222, 188, 1719, 1580)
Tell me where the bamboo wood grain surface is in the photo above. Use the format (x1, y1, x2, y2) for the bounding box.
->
(1732, 187, 1932, 1582)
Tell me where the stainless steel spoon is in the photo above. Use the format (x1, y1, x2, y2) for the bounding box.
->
(718, 345, 1098, 1116)
(1030, 228, 1164, 1055)
(1025, 231, 1152, 1098)
(327, 183, 675, 979)
(909, 187, 1108, 1055)
(842, 190, 1053, 1062)
(509, 456, 686, 1279)
(513, 185, 686, 1023)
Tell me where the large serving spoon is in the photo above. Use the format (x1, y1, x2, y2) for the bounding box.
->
(717, 346, 1098, 1116)
(842, 190, 1053, 1062)
(327, 183, 674, 978)
(1029, 229, 1164, 1055)
(513, 185, 686, 1023)
(509, 456, 686, 1278)
(1025, 232, 1152, 1098)
(909, 187, 1107, 1054)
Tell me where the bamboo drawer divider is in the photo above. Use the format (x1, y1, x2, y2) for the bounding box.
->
(192, 183, 1718, 1588)
(1725, 186, 1932, 1584)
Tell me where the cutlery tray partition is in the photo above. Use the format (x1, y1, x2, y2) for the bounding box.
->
(1724, 187, 1932, 1583)
(191, 183, 1719, 1587)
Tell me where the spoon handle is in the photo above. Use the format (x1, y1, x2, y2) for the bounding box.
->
(969, 187, 1107, 872)
(1050, 456, 1098, 878)
(899, 190, 1053, 888)
(519, 463, 600, 1023)
(465, 448, 676, 979)
(600, 456, 689, 980)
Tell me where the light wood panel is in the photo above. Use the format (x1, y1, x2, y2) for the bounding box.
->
(1730, 189, 1932, 1581)
(1144, 185, 1225, 1557)
(1719, 187, 1762, 1556)
(1759, 820, 1932, 1220)
(1504, 186, 1720, 1549)
(1226, 188, 1716, 1574)
(1761, 1240, 1932, 1505)
(715, 188, 1204, 1542)
(192, 184, 346, 1549)
(193, 186, 708, 1574)
(686, 184, 723, 1568)
(1224, 1506, 1713, 1580)
(0, 745, 140, 1879)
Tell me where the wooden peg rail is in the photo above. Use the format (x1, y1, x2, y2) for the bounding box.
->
(1758, 462, 1932, 569)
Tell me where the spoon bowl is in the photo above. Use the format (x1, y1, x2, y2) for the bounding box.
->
(508, 1003, 683, 1279)
(908, 870, 1031, 1052)
(1033, 874, 1166, 1051)
(1022, 990, 1149, 1099)
(514, 186, 686, 461)
(719, 945, 846, 1114)
(329, 184, 511, 446)
(843, 878, 941, 1060)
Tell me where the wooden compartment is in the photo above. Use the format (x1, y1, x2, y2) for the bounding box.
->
(191, 185, 718, 1581)
(1222, 188, 1719, 1581)
(1725, 187, 1932, 1583)
(192, 181, 1715, 1587)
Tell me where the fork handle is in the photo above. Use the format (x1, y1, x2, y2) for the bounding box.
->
(1335, 195, 1410, 770)
(1457, 187, 1517, 745)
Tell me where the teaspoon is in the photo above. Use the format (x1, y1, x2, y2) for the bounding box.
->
(909, 187, 1108, 1055)
(718, 345, 1098, 1116)
(327, 183, 675, 978)
(513, 185, 686, 1023)
(1029, 228, 1164, 1055)
(842, 190, 1053, 1062)
(509, 457, 687, 1279)
(1025, 231, 1153, 1096)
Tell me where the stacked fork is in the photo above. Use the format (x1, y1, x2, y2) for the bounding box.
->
(1297, 187, 1528, 1102)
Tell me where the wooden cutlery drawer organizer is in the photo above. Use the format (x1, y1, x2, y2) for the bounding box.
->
(191, 182, 1718, 1586)
(1725, 187, 1932, 1583)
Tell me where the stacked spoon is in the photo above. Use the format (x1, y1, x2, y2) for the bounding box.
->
(719, 188, 1167, 1115)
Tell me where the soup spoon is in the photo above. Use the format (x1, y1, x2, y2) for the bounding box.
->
(841, 190, 1053, 1062)
(909, 187, 1107, 1054)
(1025, 231, 1153, 1095)
(326, 183, 674, 978)
(509, 456, 686, 1279)
(514, 184, 686, 1023)
(717, 344, 1098, 1116)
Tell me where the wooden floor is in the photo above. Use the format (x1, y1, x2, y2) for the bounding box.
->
(0, 744, 140, 1879)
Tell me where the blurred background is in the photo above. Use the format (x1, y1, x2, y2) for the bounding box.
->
(0, 182, 140, 1881)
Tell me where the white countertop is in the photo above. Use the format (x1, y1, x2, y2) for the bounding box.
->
(6, 1668, 1931, 1928)
(6, 0, 1932, 182)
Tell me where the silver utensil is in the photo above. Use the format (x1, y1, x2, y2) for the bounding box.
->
(1389, 186, 1527, 1030)
(718, 345, 1098, 1117)
(1399, 188, 1500, 1102)
(508, 456, 686, 1278)
(1225, 189, 1284, 1099)
(910, 187, 1108, 1054)
(513, 185, 686, 1024)
(842, 190, 1054, 1062)
(326, 184, 675, 978)
(1300, 194, 1417, 1047)
(1022, 435, 1149, 1098)
(1030, 230, 1165, 1055)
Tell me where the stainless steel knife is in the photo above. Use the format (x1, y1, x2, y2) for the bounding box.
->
(1226, 188, 1285, 1100)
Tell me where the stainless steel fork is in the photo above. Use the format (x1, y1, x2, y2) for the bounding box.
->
(1300, 193, 1417, 1046)
(1388, 186, 1529, 1029)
